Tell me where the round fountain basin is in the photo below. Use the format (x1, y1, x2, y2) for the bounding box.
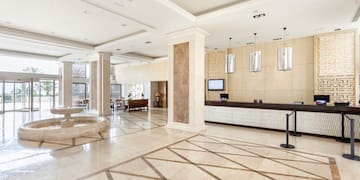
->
(18, 116, 109, 141)
(50, 107, 84, 115)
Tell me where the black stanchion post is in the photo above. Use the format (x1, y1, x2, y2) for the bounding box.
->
(343, 118, 360, 161)
(280, 113, 295, 149)
(290, 110, 302, 137)
(336, 112, 347, 142)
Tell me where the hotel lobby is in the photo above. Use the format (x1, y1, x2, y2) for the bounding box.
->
(0, 0, 360, 179)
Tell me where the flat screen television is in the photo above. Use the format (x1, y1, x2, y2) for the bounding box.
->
(208, 79, 224, 91)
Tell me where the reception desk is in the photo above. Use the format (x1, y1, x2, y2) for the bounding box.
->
(205, 101, 360, 139)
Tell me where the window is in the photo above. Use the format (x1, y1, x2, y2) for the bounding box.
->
(72, 64, 87, 78)
(111, 84, 122, 99)
(0, 55, 59, 75)
(72, 83, 87, 105)
(127, 84, 144, 99)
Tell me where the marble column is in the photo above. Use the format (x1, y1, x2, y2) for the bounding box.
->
(166, 27, 209, 132)
(61, 61, 73, 107)
(89, 61, 97, 110)
(97, 52, 112, 116)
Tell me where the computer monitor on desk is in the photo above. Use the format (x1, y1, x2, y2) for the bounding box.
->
(314, 95, 330, 105)
(220, 94, 229, 102)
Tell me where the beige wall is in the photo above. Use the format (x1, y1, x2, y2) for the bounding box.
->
(314, 30, 359, 105)
(114, 61, 168, 84)
(205, 36, 315, 104)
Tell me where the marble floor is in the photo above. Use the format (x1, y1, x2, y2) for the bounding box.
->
(0, 109, 360, 179)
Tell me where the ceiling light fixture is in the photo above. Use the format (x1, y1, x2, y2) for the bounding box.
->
(334, 28, 341, 31)
(249, 33, 261, 72)
(273, 37, 282, 41)
(145, 41, 152, 44)
(246, 42, 254, 45)
(116, 48, 121, 51)
(277, 27, 292, 71)
(225, 37, 236, 74)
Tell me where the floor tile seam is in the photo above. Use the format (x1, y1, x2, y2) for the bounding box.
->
(109, 170, 160, 180)
(166, 147, 221, 180)
(329, 157, 341, 180)
(142, 157, 167, 179)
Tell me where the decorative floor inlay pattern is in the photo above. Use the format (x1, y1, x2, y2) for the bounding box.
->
(82, 135, 340, 180)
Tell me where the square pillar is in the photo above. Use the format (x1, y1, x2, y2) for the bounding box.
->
(166, 27, 209, 132)
(61, 61, 73, 107)
(89, 61, 97, 110)
(97, 52, 111, 116)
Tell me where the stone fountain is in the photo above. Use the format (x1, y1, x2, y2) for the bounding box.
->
(18, 107, 109, 141)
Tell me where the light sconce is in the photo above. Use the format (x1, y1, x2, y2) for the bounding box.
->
(249, 33, 261, 72)
(277, 27, 292, 71)
(225, 37, 236, 74)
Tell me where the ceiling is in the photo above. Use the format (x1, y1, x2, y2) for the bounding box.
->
(0, 0, 358, 63)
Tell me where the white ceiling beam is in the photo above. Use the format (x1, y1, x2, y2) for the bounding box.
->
(112, 53, 154, 62)
(154, 0, 196, 22)
(95, 30, 151, 51)
(80, 0, 155, 31)
(196, 0, 264, 21)
(0, 26, 93, 51)
(0, 49, 59, 61)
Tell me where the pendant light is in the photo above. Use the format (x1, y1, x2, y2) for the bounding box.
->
(249, 33, 262, 72)
(225, 37, 236, 74)
(277, 27, 292, 71)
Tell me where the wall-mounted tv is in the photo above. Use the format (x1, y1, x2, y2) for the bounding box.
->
(208, 79, 224, 91)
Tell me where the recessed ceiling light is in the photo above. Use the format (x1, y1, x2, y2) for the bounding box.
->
(116, 48, 121, 51)
(334, 28, 341, 31)
(145, 41, 152, 44)
(253, 13, 266, 19)
(273, 37, 282, 41)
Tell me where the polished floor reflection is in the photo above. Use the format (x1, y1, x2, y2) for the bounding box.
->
(1, 110, 360, 179)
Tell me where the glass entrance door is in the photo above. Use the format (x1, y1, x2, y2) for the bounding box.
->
(40, 80, 54, 110)
(0, 81, 3, 114)
(4, 82, 14, 111)
(14, 81, 30, 112)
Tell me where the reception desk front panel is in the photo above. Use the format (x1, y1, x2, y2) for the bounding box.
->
(205, 103, 360, 138)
